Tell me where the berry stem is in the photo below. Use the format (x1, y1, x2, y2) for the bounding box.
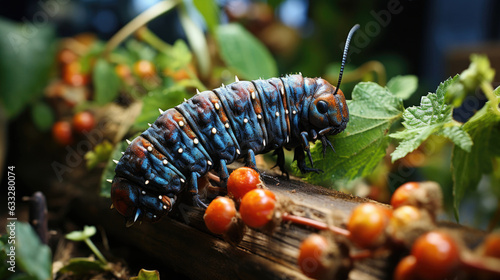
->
(460, 254, 500, 277)
(281, 213, 350, 237)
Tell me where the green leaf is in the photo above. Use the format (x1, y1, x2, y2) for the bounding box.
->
(57, 258, 108, 275)
(0, 18, 56, 119)
(65, 225, 96, 241)
(216, 24, 277, 80)
(93, 59, 121, 105)
(100, 140, 129, 197)
(451, 102, 500, 220)
(156, 39, 192, 71)
(193, 0, 219, 34)
(130, 269, 160, 280)
(15, 222, 52, 280)
(133, 87, 190, 130)
(31, 102, 54, 132)
(390, 76, 472, 162)
(298, 82, 404, 185)
(85, 140, 114, 170)
(460, 54, 495, 91)
(386, 75, 418, 100)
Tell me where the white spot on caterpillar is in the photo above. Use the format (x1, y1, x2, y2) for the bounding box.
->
(106, 179, 113, 183)
(275, 112, 280, 117)
(251, 92, 256, 100)
(158, 195, 162, 200)
(178, 120, 184, 127)
(225, 122, 230, 128)
(235, 75, 239, 82)
(257, 114, 262, 119)
(196, 89, 201, 94)
(180, 178, 185, 183)
(163, 205, 168, 210)
(285, 109, 289, 114)
(292, 110, 297, 115)
(147, 146, 153, 152)
(159, 108, 165, 114)
(148, 123, 152, 127)
(236, 149, 240, 155)
(193, 138, 199, 144)
(184, 98, 188, 102)
(221, 83, 225, 87)
(281, 87, 285, 95)
(287, 136, 290, 143)
(126, 139, 131, 145)
(141, 190, 146, 195)
(153, 215, 157, 218)
(207, 160, 212, 166)
(263, 139, 266, 146)
(121, 152, 125, 155)
(178, 148, 183, 154)
(215, 103, 220, 110)
(113, 160, 119, 164)
(244, 118, 248, 123)
(163, 159, 168, 165)
(211, 127, 217, 134)
(145, 180, 150, 185)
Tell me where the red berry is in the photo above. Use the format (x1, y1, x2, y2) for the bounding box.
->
(347, 203, 391, 249)
(72, 111, 96, 133)
(411, 231, 460, 280)
(52, 121, 73, 146)
(62, 61, 89, 87)
(227, 167, 261, 203)
(298, 234, 330, 279)
(134, 60, 156, 78)
(391, 182, 419, 209)
(393, 255, 418, 280)
(389, 205, 422, 231)
(204, 197, 237, 235)
(483, 232, 500, 259)
(239, 189, 276, 228)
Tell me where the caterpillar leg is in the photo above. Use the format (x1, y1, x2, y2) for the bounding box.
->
(300, 131, 315, 168)
(294, 147, 323, 174)
(188, 172, 208, 208)
(219, 159, 229, 187)
(246, 149, 257, 169)
(272, 148, 289, 179)
(320, 135, 335, 158)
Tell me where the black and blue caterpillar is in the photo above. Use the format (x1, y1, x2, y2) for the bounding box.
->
(110, 24, 359, 225)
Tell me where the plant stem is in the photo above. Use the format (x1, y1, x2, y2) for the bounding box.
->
(460, 254, 500, 277)
(103, 0, 179, 58)
(84, 238, 108, 264)
(281, 212, 351, 237)
(480, 81, 500, 116)
(136, 27, 173, 53)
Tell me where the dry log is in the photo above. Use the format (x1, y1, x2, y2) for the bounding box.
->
(71, 172, 485, 280)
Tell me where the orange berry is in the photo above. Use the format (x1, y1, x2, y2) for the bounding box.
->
(52, 121, 73, 146)
(239, 189, 276, 228)
(391, 182, 419, 209)
(347, 203, 391, 248)
(483, 232, 500, 259)
(393, 255, 418, 280)
(411, 231, 460, 280)
(133, 60, 156, 78)
(204, 197, 237, 235)
(72, 111, 95, 133)
(298, 234, 331, 279)
(227, 167, 261, 203)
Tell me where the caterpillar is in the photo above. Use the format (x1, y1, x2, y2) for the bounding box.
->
(110, 24, 360, 226)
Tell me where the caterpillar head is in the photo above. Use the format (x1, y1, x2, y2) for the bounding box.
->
(111, 137, 181, 226)
(308, 79, 349, 135)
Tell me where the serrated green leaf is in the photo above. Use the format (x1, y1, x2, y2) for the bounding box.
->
(297, 82, 404, 185)
(100, 140, 129, 197)
(65, 226, 96, 241)
(156, 39, 192, 71)
(386, 75, 418, 100)
(390, 76, 471, 162)
(31, 102, 54, 131)
(216, 24, 277, 80)
(133, 88, 190, 130)
(0, 19, 56, 119)
(452, 102, 500, 220)
(15, 222, 52, 280)
(93, 59, 120, 105)
(438, 74, 460, 99)
(130, 269, 160, 280)
(193, 0, 219, 34)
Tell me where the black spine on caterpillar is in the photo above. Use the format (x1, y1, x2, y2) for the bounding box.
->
(111, 24, 360, 225)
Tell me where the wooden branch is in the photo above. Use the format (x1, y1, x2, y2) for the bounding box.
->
(70, 172, 485, 280)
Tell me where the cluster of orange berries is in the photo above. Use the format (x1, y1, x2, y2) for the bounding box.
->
(203, 169, 500, 280)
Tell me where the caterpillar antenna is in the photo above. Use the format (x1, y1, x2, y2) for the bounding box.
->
(334, 24, 360, 95)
